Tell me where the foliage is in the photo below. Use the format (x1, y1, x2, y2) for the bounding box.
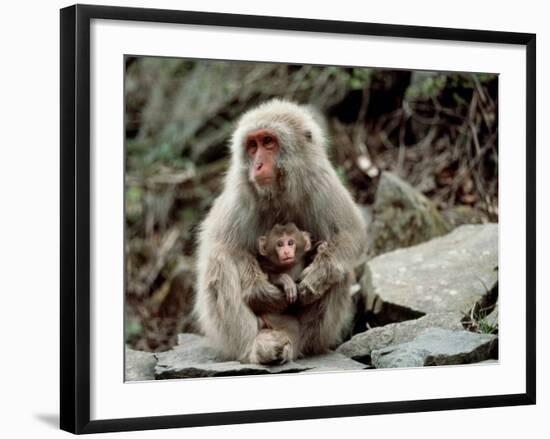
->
(477, 318, 498, 335)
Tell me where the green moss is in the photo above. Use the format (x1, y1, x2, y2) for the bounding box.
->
(477, 317, 498, 335)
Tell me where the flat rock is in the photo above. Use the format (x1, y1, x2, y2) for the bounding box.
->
(125, 346, 157, 381)
(367, 172, 450, 257)
(155, 334, 366, 379)
(363, 224, 498, 320)
(337, 312, 464, 363)
(371, 328, 498, 368)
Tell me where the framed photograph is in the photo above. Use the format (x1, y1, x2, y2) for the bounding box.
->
(60, 4, 536, 434)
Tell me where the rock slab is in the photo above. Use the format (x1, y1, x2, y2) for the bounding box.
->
(155, 334, 367, 379)
(125, 346, 157, 381)
(371, 328, 498, 368)
(337, 312, 464, 363)
(363, 224, 498, 319)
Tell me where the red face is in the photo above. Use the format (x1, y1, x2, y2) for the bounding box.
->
(274, 233, 296, 265)
(246, 129, 279, 186)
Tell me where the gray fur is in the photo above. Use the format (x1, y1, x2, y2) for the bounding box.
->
(195, 99, 368, 363)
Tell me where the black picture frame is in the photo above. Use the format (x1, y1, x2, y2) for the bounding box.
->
(60, 4, 536, 434)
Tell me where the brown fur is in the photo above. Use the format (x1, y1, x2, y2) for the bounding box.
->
(258, 223, 313, 305)
(255, 223, 317, 361)
(195, 99, 367, 364)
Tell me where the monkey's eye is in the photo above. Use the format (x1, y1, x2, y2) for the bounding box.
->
(247, 140, 257, 155)
(263, 136, 272, 145)
(276, 240, 284, 247)
(288, 239, 295, 246)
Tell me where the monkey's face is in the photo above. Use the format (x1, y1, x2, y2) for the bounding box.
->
(272, 233, 297, 266)
(259, 223, 312, 267)
(245, 129, 279, 187)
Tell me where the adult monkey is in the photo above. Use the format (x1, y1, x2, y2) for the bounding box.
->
(195, 99, 367, 364)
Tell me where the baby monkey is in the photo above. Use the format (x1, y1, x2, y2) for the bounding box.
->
(255, 223, 328, 360)
(258, 223, 327, 306)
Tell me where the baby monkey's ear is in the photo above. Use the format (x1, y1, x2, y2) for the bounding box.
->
(258, 236, 268, 256)
(302, 232, 312, 252)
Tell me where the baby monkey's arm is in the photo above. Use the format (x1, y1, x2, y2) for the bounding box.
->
(270, 273, 298, 304)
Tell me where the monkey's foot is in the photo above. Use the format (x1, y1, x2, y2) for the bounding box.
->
(249, 330, 294, 365)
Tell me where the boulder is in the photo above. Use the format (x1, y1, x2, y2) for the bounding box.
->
(155, 334, 367, 379)
(367, 172, 450, 257)
(371, 328, 498, 368)
(125, 346, 157, 381)
(362, 224, 498, 323)
(442, 205, 485, 228)
(337, 312, 464, 364)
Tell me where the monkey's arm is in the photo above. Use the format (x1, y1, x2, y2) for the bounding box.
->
(271, 273, 298, 304)
(299, 218, 367, 305)
(240, 252, 289, 314)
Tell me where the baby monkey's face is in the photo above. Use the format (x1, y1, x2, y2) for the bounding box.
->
(273, 233, 297, 266)
(258, 223, 311, 268)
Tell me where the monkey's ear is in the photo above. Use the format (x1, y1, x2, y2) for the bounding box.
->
(258, 236, 268, 256)
(302, 232, 312, 252)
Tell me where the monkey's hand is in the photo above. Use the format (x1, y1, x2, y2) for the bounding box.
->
(297, 265, 325, 305)
(298, 248, 346, 305)
(278, 274, 298, 305)
(317, 241, 329, 252)
(245, 277, 288, 314)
